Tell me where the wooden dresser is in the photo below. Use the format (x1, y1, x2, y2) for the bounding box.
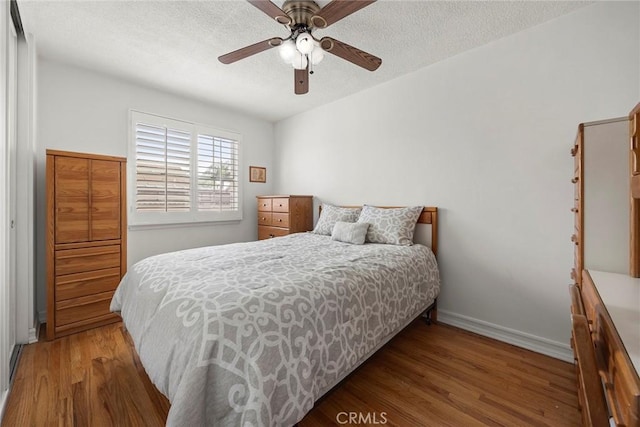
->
(257, 195, 313, 240)
(570, 106, 640, 426)
(576, 271, 640, 426)
(46, 150, 127, 340)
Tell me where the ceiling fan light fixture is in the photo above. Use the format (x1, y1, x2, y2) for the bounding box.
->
(278, 39, 297, 63)
(310, 47, 324, 65)
(295, 33, 315, 55)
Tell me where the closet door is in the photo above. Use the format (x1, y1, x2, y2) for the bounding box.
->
(0, 0, 17, 407)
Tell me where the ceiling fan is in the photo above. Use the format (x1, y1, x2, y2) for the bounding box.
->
(218, 0, 382, 95)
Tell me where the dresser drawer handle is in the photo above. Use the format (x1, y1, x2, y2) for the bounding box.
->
(571, 147, 577, 156)
(571, 234, 578, 244)
(277, 219, 282, 222)
(571, 177, 579, 184)
(571, 207, 578, 213)
(262, 217, 266, 221)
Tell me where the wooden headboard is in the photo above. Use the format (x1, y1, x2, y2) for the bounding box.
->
(318, 205, 439, 256)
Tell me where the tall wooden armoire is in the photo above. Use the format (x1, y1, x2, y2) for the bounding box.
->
(46, 150, 127, 340)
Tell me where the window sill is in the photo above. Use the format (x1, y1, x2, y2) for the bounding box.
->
(128, 219, 242, 231)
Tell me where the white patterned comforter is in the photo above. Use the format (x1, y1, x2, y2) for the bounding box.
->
(110, 233, 440, 426)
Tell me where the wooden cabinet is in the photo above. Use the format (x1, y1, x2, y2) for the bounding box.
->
(570, 106, 640, 425)
(46, 150, 127, 340)
(576, 271, 640, 427)
(257, 195, 313, 240)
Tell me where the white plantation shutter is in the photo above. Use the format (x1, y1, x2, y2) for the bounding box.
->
(197, 134, 239, 212)
(129, 111, 242, 226)
(135, 123, 191, 212)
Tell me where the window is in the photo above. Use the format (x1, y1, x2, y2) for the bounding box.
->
(129, 111, 242, 227)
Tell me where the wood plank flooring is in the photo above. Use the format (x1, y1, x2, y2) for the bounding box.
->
(1, 320, 581, 426)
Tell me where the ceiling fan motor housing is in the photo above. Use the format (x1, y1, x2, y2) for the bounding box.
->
(282, 0, 322, 28)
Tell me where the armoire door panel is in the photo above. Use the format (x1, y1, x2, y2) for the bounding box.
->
(91, 159, 121, 241)
(55, 156, 90, 243)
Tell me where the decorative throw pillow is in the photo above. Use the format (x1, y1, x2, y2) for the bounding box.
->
(331, 221, 369, 245)
(313, 204, 362, 235)
(357, 205, 423, 246)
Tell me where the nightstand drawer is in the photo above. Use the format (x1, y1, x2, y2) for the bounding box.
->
(272, 198, 289, 212)
(272, 213, 289, 228)
(257, 198, 272, 212)
(258, 212, 273, 226)
(258, 226, 289, 240)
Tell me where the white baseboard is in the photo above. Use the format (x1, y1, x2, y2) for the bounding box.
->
(437, 310, 573, 363)
(0, 389, 8, 424)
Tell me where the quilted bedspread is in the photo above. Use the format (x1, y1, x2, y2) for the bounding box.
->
(110, 233, 439, 426)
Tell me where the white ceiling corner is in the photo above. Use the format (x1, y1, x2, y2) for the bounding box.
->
(17, 0, 592, 122)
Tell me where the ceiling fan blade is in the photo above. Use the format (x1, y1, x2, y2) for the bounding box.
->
(218, 37, 283, 64)
(294, 67, 309, 95)
(320, 37, 381, 71)
(312, 0, 376, 28)
(247, 0, 292, 25)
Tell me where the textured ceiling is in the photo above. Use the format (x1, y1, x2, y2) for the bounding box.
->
(17, 0, 591, 122)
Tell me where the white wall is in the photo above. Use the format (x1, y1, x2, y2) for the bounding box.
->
(274, 2, 640, 359)
(35, 59, 276, 319)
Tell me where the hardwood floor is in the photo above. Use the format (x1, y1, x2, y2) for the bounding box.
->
(1, 320, 581, 426)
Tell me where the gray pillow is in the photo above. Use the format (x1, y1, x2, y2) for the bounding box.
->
(357, 205, 423, 246)
(313, 204, 362, 235)
(331, 221, 369, 245)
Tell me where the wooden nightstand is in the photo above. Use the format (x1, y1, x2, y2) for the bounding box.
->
(257, 195, 313, 240)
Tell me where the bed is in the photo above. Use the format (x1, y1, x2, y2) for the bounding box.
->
(110, 205, 440, 426)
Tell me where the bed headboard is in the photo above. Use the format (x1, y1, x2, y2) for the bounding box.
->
(318, 205, 439, 256)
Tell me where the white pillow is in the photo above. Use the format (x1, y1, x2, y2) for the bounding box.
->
(331, 221, 369, 245)
(357, 205, 423, 246)
(313, 204, 362, 235)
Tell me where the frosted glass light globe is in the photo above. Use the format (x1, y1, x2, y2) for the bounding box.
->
(292, 53, 308, 70)
(278, 40, 296, 63)
(310, 47, 324, 65)
(295, 33, 315, 55)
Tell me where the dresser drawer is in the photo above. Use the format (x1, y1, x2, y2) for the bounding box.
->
(55, 290, 115, 327)
(55, 245, 120, 276)
(594, 305, 640, 426)
(258, 226, 289, 240)
(257, 198, 272, 212)
(258, 212, 273, 226)
(272, 198, 289, 213)
(272, 213, 289, 228)
(56, 267, 121, 301)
